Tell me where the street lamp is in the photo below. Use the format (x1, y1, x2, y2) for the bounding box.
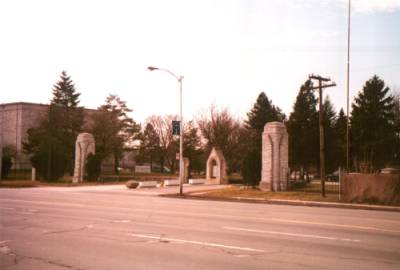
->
(346, 0, 351, 171)
(148, 66, 184, 196)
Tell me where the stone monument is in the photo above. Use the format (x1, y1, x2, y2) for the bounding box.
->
(260, 122, 288, 191)
(73, 133, 95, 183)
(206, 147, 227, 184)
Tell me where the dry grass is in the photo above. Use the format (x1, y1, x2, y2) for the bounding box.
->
(0, 180, 40, 188)
(189, 186, 340, 203)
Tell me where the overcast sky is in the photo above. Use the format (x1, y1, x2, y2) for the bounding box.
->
(0, 0, 399, 123)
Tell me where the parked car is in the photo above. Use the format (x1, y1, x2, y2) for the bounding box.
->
(326, 170, 339, 182)
(151, 165, 171, 173)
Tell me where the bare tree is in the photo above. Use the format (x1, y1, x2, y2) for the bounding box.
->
(146, 115, 179, 173)
(197, 105, 244, 173)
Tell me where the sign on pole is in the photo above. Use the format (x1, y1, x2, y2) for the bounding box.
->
(172, 120, 180, 135)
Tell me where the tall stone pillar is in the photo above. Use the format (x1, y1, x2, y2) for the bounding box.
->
(260, 122, 288, 191)
(73, 133, 95, 183)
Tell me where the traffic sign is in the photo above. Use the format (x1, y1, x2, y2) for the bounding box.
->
(172, 120, 180, 135)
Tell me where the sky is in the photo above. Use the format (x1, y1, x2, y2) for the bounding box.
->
(0, 0, 399, 123)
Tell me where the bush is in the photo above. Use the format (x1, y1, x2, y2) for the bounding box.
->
(30, 148, 68, 181)
(85, 153, 102, 181)
(241, 149, 261, 187)
(1, 156, 12, 178)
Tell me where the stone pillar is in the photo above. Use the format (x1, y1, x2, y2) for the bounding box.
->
(31, 167, 36, 182)
(73, 133, 95, 183)
(183, 157, 190, 183)
(206, 147, 227, 185)
(260, 122, 288, 191)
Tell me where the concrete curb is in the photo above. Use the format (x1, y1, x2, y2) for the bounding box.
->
(160, 194, 400, 213)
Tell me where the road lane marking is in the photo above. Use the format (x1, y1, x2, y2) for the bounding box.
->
(271, 218, 400, 234)
(0, 207, 14, 210)
(2, 198, 398, 234)
(0, 198, 85, 207)
(129, 233, 265, 253)
(223, 226, 361, 243)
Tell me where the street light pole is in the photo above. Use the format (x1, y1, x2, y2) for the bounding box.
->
(346, 0, 351, 171)
(0, 105, 3, 181)
(148, 66, 184, 196)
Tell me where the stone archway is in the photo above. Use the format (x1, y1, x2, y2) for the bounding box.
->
(73, 133, 95, 183)
(206, 147, 227, 184)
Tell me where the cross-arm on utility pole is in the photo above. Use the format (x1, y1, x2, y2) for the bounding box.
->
(309, 74, 336, 197)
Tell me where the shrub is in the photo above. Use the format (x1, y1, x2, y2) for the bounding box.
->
(241, 149, 261, 187)
(30, 148, 68, 181)
(1, 156, 12, 178)
(85, 153, 102, 181)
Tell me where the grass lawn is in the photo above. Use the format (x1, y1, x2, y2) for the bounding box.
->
(189, 185, 340, 203)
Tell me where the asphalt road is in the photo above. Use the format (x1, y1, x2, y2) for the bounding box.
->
(1, 185, 400, 270)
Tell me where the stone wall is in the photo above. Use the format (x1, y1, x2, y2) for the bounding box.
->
(341, 173, 400, 205)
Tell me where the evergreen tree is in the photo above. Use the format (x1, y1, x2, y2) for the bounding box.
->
(334, 109, 348, 169)
(351, 75, 396, 171)
(51, 71, 84, 174)
(24, 71, 83, 181)
(245, 92, 285, 133)
(242, 92, 285, 185)
(91, 94, 140, 174)
(322, 97, 338, 173)
(392, 91, 400, 165)
(138, 123, 161, 170)
(287, 80, 319, 178)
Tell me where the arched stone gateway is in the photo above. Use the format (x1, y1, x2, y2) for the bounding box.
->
(73, 133, 95, 183)
(260, 122, 289, 191)
(206, 147, 227, 185)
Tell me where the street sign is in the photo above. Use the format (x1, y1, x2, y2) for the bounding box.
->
(172, 120, 180, 135)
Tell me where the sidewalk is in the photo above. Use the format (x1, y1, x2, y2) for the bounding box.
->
(171, 191, 400, 213)
(39, 183, 229, 196)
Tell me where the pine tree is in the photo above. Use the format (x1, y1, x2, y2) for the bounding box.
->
(351, 75, 396, 171)
(51, 71, 84, 174)
(245, 92, 285, 133)
(23, 71, 83, 180)
(242, 92, 285, 185)
(334, 109, 347, 169)
(138, 123, 161, 170)
(322, 97, 338, 173)
(287, 80, 319, 178)
(393, 92, 400, 164)
(91, 94, 140, 174)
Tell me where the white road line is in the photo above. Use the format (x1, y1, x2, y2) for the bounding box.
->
(2, 198, 397, 235)
(271, 218, 400, 234)
(0, 198, 85, 207)
(223, 226, 361, 243)
(0, 207, 14, 210)
(129, 233, 265, 253)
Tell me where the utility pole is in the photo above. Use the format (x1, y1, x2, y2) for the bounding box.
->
(309, 74, 336, 197)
